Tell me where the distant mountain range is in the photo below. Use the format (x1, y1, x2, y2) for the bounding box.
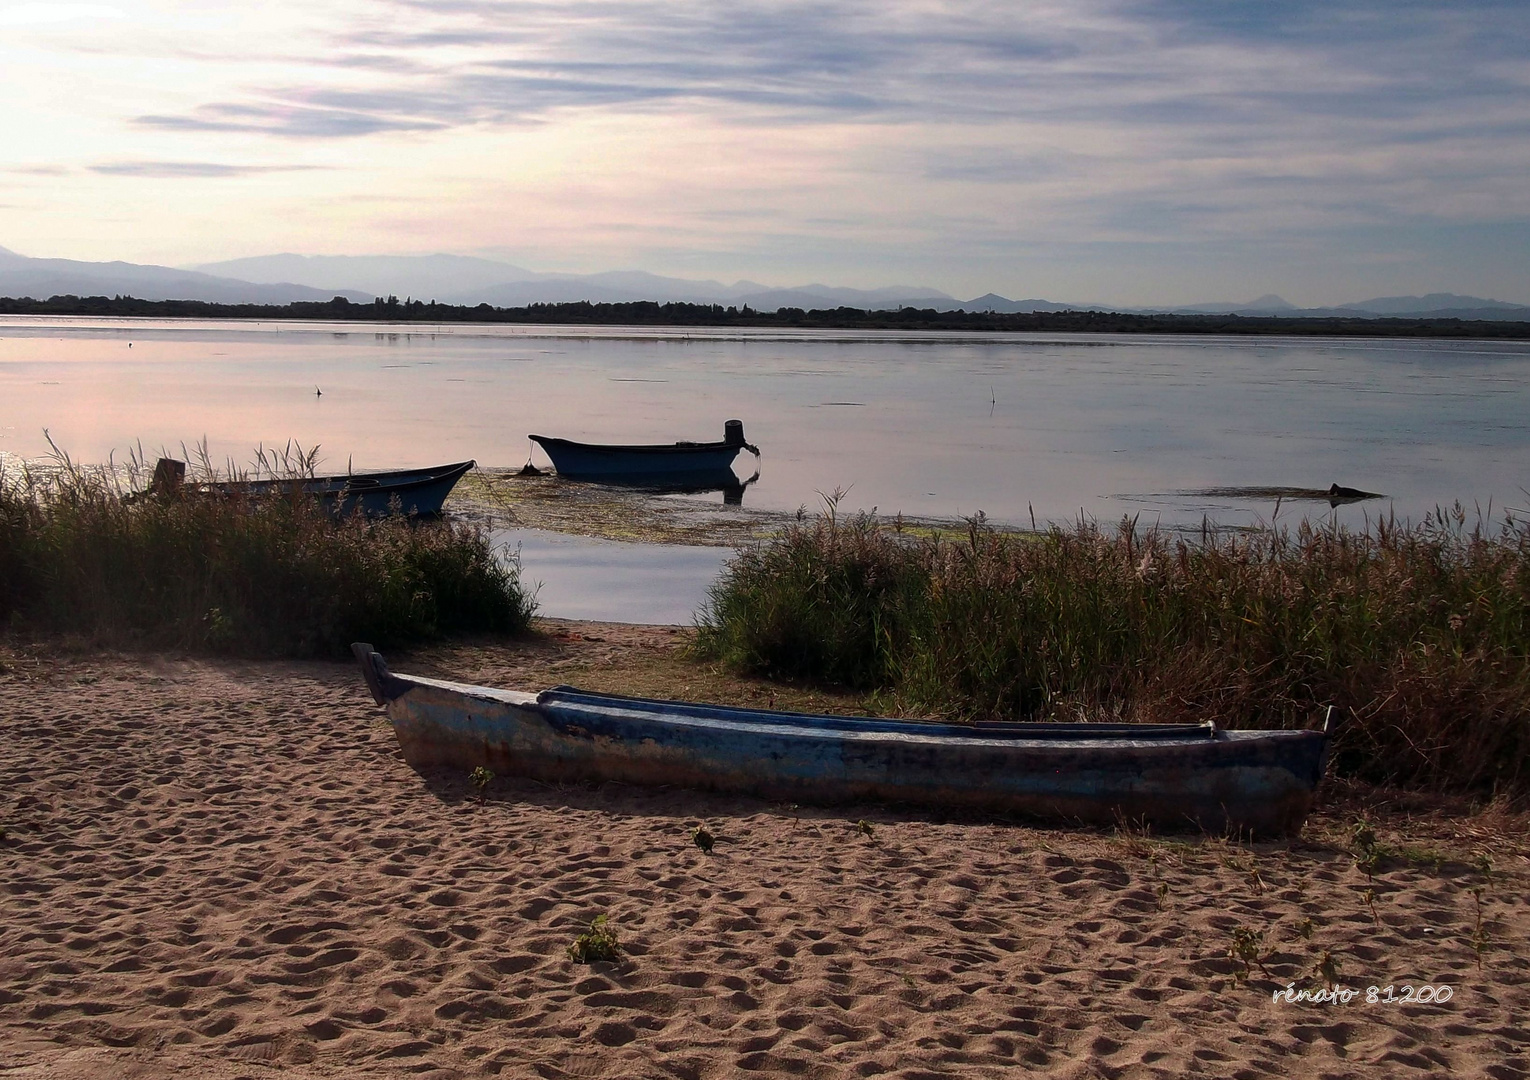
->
(0, 245, 371, 305)
(0, 245, 1526, 320)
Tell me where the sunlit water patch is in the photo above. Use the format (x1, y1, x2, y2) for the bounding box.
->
(494, 528, 733, 625)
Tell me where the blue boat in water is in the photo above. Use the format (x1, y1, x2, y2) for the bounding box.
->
(353, 644, 1329, 835)
(529, 420, 760, 483)
(203, 460, 475, 517)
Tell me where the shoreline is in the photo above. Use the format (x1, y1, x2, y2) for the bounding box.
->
(3, 627, 1527, 1079)
(4, 301, 1529, 340)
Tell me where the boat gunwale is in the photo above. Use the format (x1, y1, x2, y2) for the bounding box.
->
(528, 435, 740, 456)
(200, 459, 476, 494)
(536, 684, 1223, 740)
(386, 671, 1326, 752)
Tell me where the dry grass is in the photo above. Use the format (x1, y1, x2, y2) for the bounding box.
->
(696, 504, 1530, 798)
(0, 445, 534, 656)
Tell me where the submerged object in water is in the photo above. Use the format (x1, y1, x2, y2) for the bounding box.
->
(352, 644, 1329, 835)
(1327, 483, 1384, 505)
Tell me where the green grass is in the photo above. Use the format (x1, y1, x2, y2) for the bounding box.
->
(0, 450, 534, 656)
(696, 504, 1530, 797)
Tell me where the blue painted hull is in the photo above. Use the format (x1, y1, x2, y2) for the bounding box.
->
(529, 435, 742, 480)
(206, 461, 474, 517)
(354, 645, 1328, 835)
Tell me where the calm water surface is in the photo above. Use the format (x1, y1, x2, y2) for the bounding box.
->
(4, 316, 1529, 532)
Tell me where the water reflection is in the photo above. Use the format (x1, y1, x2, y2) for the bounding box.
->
(494, 528, 731, 624)
(551, 465, 761, 506)
(3, 318, 1528, 531)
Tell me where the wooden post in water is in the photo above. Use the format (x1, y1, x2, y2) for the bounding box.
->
(150, 458, 186, 497)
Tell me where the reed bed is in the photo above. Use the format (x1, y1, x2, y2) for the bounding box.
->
(696, 505, 1530, 797)
(0, 449, 534, 656)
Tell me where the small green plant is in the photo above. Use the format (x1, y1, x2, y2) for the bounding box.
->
(1362, 888, 1379, 928)
(1313, 948, 1341, 989)
(203, 606, 234, 647)
(1228, 926, 1270, 980)
(691, 824, 715, 854)
(567, 914, 622, 964)
(1351, 819, 1381, 881)
(1470, 886, 1488, 972)
(469, 766, 493, 805)
(1474, 853, 1494, 885)
(1294, 917, 1314, 941)
(1351, 819, 1378, 857)
(855, 819, 876, 840)
(1155, 881, 1169, 909)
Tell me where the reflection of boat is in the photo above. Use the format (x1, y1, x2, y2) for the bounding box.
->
(529, 420, 760, 483)
(564, 465, 761, 506)
(202, 461, 475, 517)
(353, 644, 1330, 835)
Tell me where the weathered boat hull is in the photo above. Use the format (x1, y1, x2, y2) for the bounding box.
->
(207, 461, 474, 517)
(529, 420, 759, 482)
(353, 645, 1328, 835)
(529, 435, 743, 479)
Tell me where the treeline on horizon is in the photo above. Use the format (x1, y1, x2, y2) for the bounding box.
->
(2, 292, 1529, 338)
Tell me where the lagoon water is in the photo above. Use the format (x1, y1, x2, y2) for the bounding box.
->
(496, 528, 732, 625)
(5, 316, 1529, 527)
(4, 317, 1529, 619)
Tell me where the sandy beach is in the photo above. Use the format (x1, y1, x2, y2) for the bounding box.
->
(3, 623, 1528, 1079)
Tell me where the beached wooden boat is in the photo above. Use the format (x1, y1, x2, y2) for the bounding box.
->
(529, 420, 760, 482)
(353, 644, 1329, 834)
(202, 461, 474, 517)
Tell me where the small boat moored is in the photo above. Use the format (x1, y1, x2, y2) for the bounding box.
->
(353, 644, 1330, 835)
(198, 460, 475, 517)
(529, 420, 760, 484)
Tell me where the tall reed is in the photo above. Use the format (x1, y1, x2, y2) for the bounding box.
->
(696, 506, 1530, 796)
(0, 451, 533, 655)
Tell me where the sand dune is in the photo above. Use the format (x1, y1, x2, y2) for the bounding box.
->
(2, 630, 1527, 1078)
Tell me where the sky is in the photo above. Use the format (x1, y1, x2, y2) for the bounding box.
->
(1, 0, 1527, 306)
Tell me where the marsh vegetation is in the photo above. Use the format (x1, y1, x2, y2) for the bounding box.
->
(696, 504, 1530, 797)
(0, 447, 534, 655)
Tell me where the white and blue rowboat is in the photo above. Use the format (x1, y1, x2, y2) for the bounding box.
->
(529, 420, 760, 482)
(353, 644, 1329, 835)
(206, 461, 474, 517)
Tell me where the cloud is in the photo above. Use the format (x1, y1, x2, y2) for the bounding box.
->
(124, 0, 1530, 157)
(87, 161, 327, 178)
(137, 102, 448, 139)
(0, 3, 123, 27)
(14, 0, 1530, 301)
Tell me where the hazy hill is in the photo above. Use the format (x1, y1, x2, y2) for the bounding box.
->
(1341, 293, 1530, 315)
(193, 253, 542, 303)
(0, 249, 369, 304)
(3, 244, 1526, 319)
(196, 253, 954, 310)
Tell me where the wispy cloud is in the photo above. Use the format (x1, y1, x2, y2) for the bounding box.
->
(6, 0, 1528, 301)
(136, 101, 448, 139)
(0, 3, 123, 27)
(88, 161, 327, 177)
